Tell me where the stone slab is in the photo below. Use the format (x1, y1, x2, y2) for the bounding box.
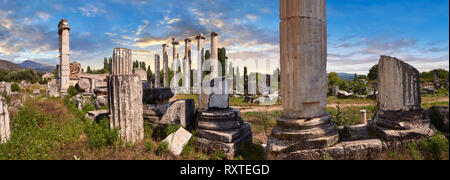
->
(162, 127, 192, 156)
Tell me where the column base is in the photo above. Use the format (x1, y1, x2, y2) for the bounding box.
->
(267, 113, 339, 154)
(369, 109, 434, 141)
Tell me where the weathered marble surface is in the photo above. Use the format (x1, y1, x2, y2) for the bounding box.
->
(0, 98, 10, 144)
(370, 56, 434, 141)
(162, 44, 169, 88)
(155, 54, 161, 88)
(58, 19, 70, 93)
(162, 127, 192, 156)
(267, 0, 338, 155)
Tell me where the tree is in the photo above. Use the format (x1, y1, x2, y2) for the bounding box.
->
(328, 72, 340, 87)
(103, 57, 110, 72)
(218, 47, 228, 76)
(368, 64, 378, 81)
(87, 66, 92, 74)
(205, 50, 211, 60)
(244, 66, 248, 95)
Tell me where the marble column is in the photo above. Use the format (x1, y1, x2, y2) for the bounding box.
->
(58, 19, 70, 93)
(195, 34, 206, 94)
(162, 44, 169, 88)
(0, 98, 10, 144)
(210, 32, 219, 78)
(172, 38, 180, 88)
(155, 54, 161, 88)
(108, 48, 144, 143)
(184, 38, 192, 94)
(268, 0, 338, 157)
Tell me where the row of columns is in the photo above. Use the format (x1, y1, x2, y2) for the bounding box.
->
(153, 32, 219, 94)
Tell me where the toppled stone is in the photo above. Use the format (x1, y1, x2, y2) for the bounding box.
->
(32, 89, 40, 95)
(428, 106, 449, 133)
(47, 80, 59, 97)
(94, 87, 108, 96)
(76, 79, 90, 92)
(162, 127, 192, 156)
(421, 86, 437, 95)
(93, 96, 108, 110)
(159, 99, 195, 128)
(338, 90, 354, 98)
(0, 82, 11, 96)
(85, 110, 109, 123)
(143, 88, 174, 104)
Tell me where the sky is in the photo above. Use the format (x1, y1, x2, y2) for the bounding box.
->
(0, 0, 448, 75)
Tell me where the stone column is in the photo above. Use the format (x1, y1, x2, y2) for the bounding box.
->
(163, 44, 169, 88)
(370, 56, 433, 140)
(155, 54, 161, 88)
(196, 34, 206, 94)
(210, 32, 219, 78)
(58, 19, 70, 93)
(108, 48, 144, 143)
(184, 38, 192, 94)
(172, 38, 180, 88)
(0, 98, 10, 144)
(267, 0, 338, 157)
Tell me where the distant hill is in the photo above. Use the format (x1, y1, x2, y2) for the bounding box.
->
(0, 59, 25, 71)
(16, 60, 54, 72)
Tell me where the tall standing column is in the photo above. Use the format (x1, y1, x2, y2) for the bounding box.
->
(162, 44, 169, 88)
(154, 54, 161, 88)
(184, 38, 192, 94)
(58, 19, 70, 93)
(195, 34, 206, 94)
(108, 48, 144, 143)
(172, 38, 180, 88)
(268, 0, 338, 158)
(210, 32, 219, 78)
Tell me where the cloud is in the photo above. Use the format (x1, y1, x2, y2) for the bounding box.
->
(135, 20, 149, 36)
(36, 11, 50, 21)
(245, 14, 259, 21)
(78, 3, 105, 17)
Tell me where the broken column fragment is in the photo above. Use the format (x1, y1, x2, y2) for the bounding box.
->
(107, 48, 144, 143)
(370, 56, 434, 140)
(0, 97, 11, 144)
(267, 0, 339, 158)
(142, 88, 175, 126)
(196, 77, 252, 159)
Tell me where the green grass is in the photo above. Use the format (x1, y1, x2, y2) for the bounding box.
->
(0, 98, 84, 160)
(421, 101, 449, 110)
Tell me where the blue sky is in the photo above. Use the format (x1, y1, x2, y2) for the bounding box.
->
(0, 0, 448, 74)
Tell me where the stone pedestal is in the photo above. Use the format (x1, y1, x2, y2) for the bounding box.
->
(0, 98, 10, 144)
(107, 48, 144, 143)
(370, 56, 433, 141)
(58, 19, 70, 93)
(196, 77, 252, 159)
(155, 54, 161, 88)
(267, 0, 338, 157)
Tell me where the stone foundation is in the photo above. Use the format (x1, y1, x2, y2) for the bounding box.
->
(268, 113, 339, 153)
(196, 108, 253, 159)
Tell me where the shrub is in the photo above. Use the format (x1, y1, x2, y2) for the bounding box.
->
(237, 142, 265, 160)
(420, 134, 449, 160)
(158, 141, 169, 155)
(407, 142, 422, 160)
(11, 83, 20, 92)
(85, 117, 119, 149)
(67, 86, 78, 97)
(145, 140, 155, 152)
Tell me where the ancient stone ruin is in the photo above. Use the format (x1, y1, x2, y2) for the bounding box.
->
(369, 56, 434, 140)
(267, 0, 339, 158)
(0, 97, 10, 144)
(57, 19, 71, 93)
(107, 48, 144, 143)
(196, 77, 253, 158)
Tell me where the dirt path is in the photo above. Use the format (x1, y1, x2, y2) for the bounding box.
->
(233, 97, 449, 113)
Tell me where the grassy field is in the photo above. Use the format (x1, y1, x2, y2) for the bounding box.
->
(0, 92, 447, 160)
